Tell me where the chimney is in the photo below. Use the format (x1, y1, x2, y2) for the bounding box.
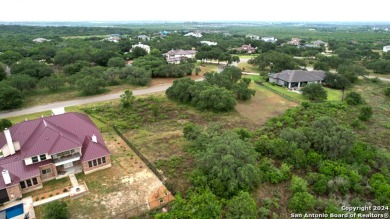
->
(91, 134, 97, 143)
(2, 169, 11, 185)
(4, 128, 15, 155)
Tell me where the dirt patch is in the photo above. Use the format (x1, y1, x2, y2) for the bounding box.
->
(66, 132, 171, 219)
(236, 84, 298, 125)
(148, 185, 175, 209)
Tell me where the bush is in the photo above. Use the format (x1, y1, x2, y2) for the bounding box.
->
(301, 83, 327, 101)
(289, 192, 316, 213)
(43, 200, 70, 219)
(358, 106, 373, 121)
(385, 87, 390, 97)
(0, 119, 12, 130)
(345, 91, 364, 105)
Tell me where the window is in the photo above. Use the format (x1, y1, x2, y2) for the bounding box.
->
(102, 157, 106, 163)
(26, 179, 32, 187)
(97, 158, 102, 165)
(93, 160, 97, 166)
(32, 178, 38, 185)
(88, 161, 93, 168)
(20, 181, 26, 189)
(42, 168, 51, 175)
(40, 154, 46, 161)
(31, 156, 38, 163)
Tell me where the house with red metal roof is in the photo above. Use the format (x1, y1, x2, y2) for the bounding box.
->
(0, 112, 111, 204)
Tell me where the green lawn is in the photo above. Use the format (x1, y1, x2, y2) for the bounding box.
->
(237, 62, 261, 73)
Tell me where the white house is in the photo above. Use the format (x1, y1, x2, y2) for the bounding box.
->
(383, 45, 390, 52)
(131, 43, 151, 53)
(261, 37, 277, 43)
(163, 49, 197, 64)
(246, 35, 260, 40)
(200, 41, 217, 46)
(184, 32, 202, 38)
(32, 38, 51, 43)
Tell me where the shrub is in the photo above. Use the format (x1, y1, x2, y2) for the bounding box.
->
(385, 87, 390, 97)
(345, 91, 363, 105)
(301, 83, 327, 101)
(358, 106, 373, 121)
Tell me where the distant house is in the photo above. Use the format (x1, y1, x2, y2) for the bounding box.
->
(236, 44, 256, 54)
(163, 49, 197, 64)
(105, 34, 121, 43)
(313, 40, 328, 47)
(138, 35, 150, 41)
(184, 32, 202, 38)
(246, 35, 260, 40)
(287, 38, 301, 46)
(269, 70, 325, 89)
(383, 45, 390, 52)
(131, 43, 151, 53)
(32, 38, 50, 43)
(200, 41, 217, 46)
(0, 112, 111, 204)
(261, 36, 277, 43)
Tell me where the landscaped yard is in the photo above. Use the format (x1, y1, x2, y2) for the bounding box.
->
(34, 130, 170, 219)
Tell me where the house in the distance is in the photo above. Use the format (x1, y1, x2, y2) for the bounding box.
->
(184, 32, 202, 38)
(0, 112, 111, 205)
(163, 49, 197, 64)
(235, 44, 256, 54)
(32, 38, 51, 43)
(246, 35, 260, 40)
(383, 45, 390, 52)
(105, 34, 121, 43)
(269, 70, 325, 89)
(287, 38, 301, 46)
(200, 41, 217, 46)
(131, 43, 151, 53)
(261, 36, 277, 43)
(138, 35, 150, 41)
(313, 40, 328, 47)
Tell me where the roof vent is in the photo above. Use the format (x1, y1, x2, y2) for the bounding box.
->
(91, 134, 97, 143)
(2, 169, 11, 185)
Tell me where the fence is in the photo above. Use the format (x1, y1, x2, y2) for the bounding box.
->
(112, 126, 166, 183)
(255, 81, 301, 104)
(108, 195, 174, 219)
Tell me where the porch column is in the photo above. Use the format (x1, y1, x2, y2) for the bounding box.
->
(298, 82, 301, 88)
(288, 82, 291, 89)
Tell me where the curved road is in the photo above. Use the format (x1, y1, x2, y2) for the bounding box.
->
(0, 84, 171, 118)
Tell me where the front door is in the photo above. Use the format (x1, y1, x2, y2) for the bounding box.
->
(64, 162, 74, 169)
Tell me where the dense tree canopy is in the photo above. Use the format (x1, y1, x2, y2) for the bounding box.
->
(301, 83, 327, 101)
(11, 58, 53, 79)
(0, 84, 24, 109)
(248, 51, 303, 72)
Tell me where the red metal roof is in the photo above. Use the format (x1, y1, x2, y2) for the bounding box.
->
(0, 112, 110, 189)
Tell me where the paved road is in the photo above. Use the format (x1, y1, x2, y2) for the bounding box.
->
(367, 75, 390, 82)
(0, 84, 171, 118)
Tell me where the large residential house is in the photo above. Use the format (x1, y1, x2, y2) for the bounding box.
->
(138, 35, 150, 41)
(105, 34, 121, 43)
(236, 44, 256, 54)
(313, 40, 328, 47)
(269, 70, 325, 89)
(32, 38, 50, 43)
(246, 35, 260, 40)
(383, 45, 390, 52)
(163, 49, 197, 64)
(131, 43, 151, 53)
(287, 38, 301, 46)
(0, 113, 111, 204)
(200, 41, 217, 46)
(183, 32, 202, 38)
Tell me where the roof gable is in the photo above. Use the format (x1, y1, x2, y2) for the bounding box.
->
(270, 70, 325, 83)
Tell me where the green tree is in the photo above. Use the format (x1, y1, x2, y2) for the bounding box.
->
(301, 83, 327, 101)
(233, 78, 256, 100)
(385, 87, 390, 97)
(337, 64, 367, 83)
(11, 58, 53, 79)
(345, 91, 364, 105)
(0, 84, 24, 110)
(248, 51, 301, 72)
(0, 63, 6, 81)
(155, 190, 222, 219)
(196, 131, 261, 197)
(0, 119, 12, 130)
(130, 46, 148, 59)
(9, 74, 38, 92)
(290, 175, 309, 193)
(358, 106, 373, 121)
(369, 173, 390, 206)
(62, 60, 90, 75)
(289, 192, 316, 213)
(313, 62, 331, 71)
(76, 76, 106, 95)
(324, 72, 351, 89)
(43, 200, 70, 219)
(39, 76, 65, 90)
(195, 67, 201, 75)
(225, 191, 258, 219)
(0, 51, 23, 65)
(120, 90, 135, 108)
(107, 57, 125, 68)
(197, 86, 236, 112)
(121, 66, 152, 86)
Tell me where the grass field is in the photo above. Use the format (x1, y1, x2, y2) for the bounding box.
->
(237, 62, 261, 73)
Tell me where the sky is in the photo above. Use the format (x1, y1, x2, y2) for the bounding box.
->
(0, 0, 389, 22)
